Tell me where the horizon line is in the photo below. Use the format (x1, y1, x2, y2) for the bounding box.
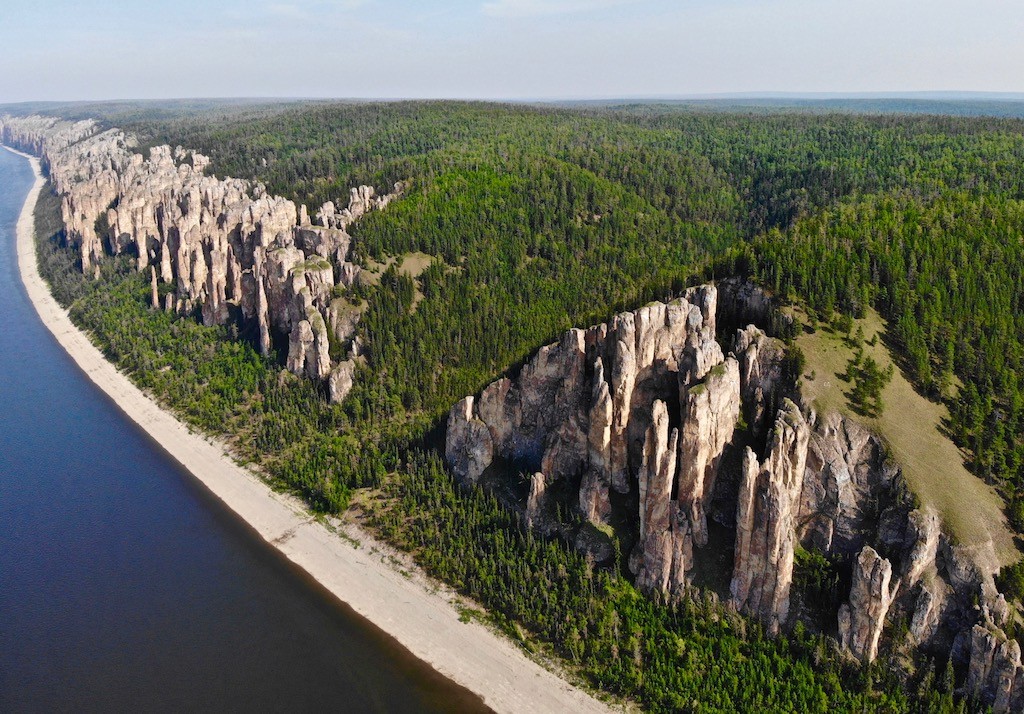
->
(4, 90, 1024, 107)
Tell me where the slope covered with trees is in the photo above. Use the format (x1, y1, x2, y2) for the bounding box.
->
(22, 99, 1024, 711)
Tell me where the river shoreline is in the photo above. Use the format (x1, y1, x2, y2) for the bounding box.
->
(6, 145, 610, 714)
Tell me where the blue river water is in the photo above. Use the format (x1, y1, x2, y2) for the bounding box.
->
(0, 147, 486, 713)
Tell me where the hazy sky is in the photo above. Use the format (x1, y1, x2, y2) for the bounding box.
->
(2, 0, 1022, 102)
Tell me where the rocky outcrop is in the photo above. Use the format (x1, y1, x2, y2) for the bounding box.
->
(525, 472, 547, 529)
(446, 287, 721, 501)
(0, 114, 405, 390)
(839, 546, 898, 663)
(286, 312, 332, 381)
(902, 508, 941, 587)
(580, 357, 613, 523)
(314, 184, 405, 231)
(730, 400, 809, 634)
(734, 324, 784, 438)
(0, 114, 96, 158)
(634, 401, 687, 595)
(676, 358, 741, 549)
(445, 284, 746, 595)
(446, 397, 494, 484)
(968, 623, 1024, 714)
(798, 411, 896, 555)
(442, 273, 1024, 710)
(328, 359, 357, 405)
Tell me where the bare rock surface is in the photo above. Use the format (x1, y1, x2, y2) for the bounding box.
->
(798, 411, 895, 555)
(733, 324, 784, 438)
(730, 399, 809, 634)
(525, 472, 547, 529)
(677, 357, 740, 549)
(839, 546, 897, 663)
(968, 623, 1024, 714)
(328, 359, 357, 405)
(445, 285, 735, 602)
(580, 357, 613, 523)
(0, 114, 405, 387)
(634, 400, 686, 595)
(446, 397, 494, 485)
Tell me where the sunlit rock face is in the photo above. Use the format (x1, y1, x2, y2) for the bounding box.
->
(969, 623, 1024, 714)
(730, 400, 808, 635)
(839, 546, 897, 663)
(446, 278, 1024, 711)
(0, 114, 404, 392)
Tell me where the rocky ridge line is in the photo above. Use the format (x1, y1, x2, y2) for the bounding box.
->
(446, 279, 1023, 712)
(0, 114, 405, 401)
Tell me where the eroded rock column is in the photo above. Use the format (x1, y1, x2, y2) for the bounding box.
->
(676, 357, 740, 548)
(633, 400, 687, 596)
(730, 399, 809, 634)
(839, 546, 897, 663)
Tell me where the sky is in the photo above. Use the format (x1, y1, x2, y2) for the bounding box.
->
(1, 0, 1022, 103)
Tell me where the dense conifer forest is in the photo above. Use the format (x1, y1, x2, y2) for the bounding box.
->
(28, 99, 1024, 710)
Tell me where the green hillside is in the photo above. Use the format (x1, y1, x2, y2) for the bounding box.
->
(25, 99, 1024, 711)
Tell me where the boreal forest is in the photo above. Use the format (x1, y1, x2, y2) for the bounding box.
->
(21, 98, 1024, 711)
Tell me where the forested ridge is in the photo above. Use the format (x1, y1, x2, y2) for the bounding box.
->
(26, 99, 1024, 711)
(130, 101, 1024, 504)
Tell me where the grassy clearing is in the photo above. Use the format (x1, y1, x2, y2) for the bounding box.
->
(361, 251, 434, 310)
(395, 251, 433, 278)
(793, 307, 1018, 566)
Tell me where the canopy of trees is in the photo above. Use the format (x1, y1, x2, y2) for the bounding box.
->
(29, 98, 1024, 711)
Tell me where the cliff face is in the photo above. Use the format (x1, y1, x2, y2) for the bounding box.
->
(731, 400, 809, 635)
(969, 623, 1024, 714)
(839, 546, 897, 663)
(634, 400, 686, 595)
(445, 280, 1022, 711)
(0, 114, 403, 399)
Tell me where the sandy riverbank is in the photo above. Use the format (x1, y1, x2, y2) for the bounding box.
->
(7, 145, 612, 714)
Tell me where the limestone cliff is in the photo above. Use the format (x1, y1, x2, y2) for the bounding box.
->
(445, 280, 1023, 711)
(798, 410, 897, 555)
(730, 400, 809, 635)
(677, 358, 740, 549)
(839, 546, 897, 663)
(634, 400, 686, 596)
(0, 114, 404, 396)
(968, 622, 1024, 714)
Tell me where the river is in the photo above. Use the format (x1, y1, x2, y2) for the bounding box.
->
(0, 147, 486, 712)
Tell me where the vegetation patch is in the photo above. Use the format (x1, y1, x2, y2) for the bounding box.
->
(29, 99, 1024, 710)
(792, 307, 1015, 563)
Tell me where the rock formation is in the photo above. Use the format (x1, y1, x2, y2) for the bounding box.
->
(525, 472, 547, 529)
(733, 324, 784, 438)
(580, 357, 613, 523)
(839, 546, 898, 663)
(968, 623, 1024, 714)
(446, 285, 745, 593)
(446, 396, 494, 484)
(446, 286, 720, 503)
(444, 279, 1023, 710)
(328, 360, 357, 404)
(0, 114, 404, 397)
(797, 411, 896, 555)
(730, 400, 809, 635)
(676, 358, 740, 549)
(634, 400, 687, 595)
